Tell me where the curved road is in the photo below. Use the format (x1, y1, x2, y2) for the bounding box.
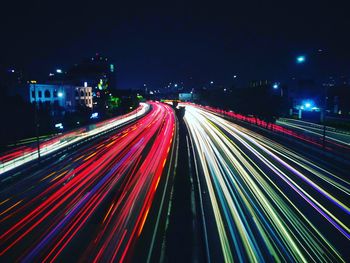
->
(184, 105, 349, 262)
(0, 102, 175, 262)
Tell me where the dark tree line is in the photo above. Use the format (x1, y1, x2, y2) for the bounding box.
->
(198, 85, 289, 124)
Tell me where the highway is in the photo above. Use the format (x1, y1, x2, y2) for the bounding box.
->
(184, 105, 349, 262)
(277, 118, 350, 147)
(0, 103, 150, 174)
(1, 101, 349, 262)
(0, 102, 176, 262)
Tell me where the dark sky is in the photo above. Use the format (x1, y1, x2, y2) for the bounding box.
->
(1, 0, 350, 89)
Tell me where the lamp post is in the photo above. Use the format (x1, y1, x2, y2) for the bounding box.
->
(295, 53, 327, 148)
(32, 82, 41, 160)
(273, 82, 283, 97)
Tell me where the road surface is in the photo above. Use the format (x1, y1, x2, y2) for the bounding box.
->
(277, 118, 350, 146)
(0, 103, 150, 174)
(0, 102, 175, 262)
(184, 105, 349, 262)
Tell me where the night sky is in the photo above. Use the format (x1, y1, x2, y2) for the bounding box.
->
(1, 0, 350, 89)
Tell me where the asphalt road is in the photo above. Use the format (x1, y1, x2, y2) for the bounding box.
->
(184, 105, 349, 262)
(277, 118, 350, 146)
(0, 103, 150, 174)
(0, 102, 176, 262)
(1, 102, 349, 263)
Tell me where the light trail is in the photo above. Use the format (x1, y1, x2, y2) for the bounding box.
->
(184, 105, 349, 262)
(276, 118, 350, 146)
(0, 103, 150, 174)
(0, 102, 175, 262)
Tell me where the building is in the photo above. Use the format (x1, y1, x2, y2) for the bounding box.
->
(249, 80, 272, 89)
(67, 53, 117, 91)
(29, 83, 92, 114)
(179, 92, 198, 102)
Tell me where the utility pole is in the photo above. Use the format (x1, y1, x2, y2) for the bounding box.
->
(33, 83, 41, 160)
(322, 85, 327, 149)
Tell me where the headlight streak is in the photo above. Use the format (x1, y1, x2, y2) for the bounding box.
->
(0, 102, 175, 262)
(0, 103, 150, 174)
(184, 105, 347, 262)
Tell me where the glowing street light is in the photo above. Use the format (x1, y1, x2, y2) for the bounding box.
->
(57, 92, 63, 97)
(56, 69, 63, 73)
(273, 83, 279, 89)
(296, 55, 306, 64)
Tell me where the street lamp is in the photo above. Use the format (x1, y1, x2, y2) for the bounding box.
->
(296, 53, 327, 147)
(272, 82, 283, 96)
(296, 55, 306, 64)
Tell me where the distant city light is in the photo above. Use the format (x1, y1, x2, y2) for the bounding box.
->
(90, 112, 99, 119)
(84, 82, 88, 87)
(301, 100, 314, 110)
(57, 92, 63, 97)
(55, 123, 64, 129)
(273, 83, 279, 89)
(11, 69, 15, 73)
(210, 81, 214, 84)
(49, 73, 54, 76)
(233, 75, 237, 78)
(56, 69, 63, 73)
(296, 55, 306, 63)
(174, 84, 178, 87)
